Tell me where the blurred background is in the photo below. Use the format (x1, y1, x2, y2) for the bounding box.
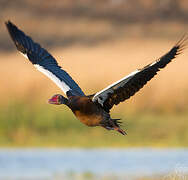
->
(1, 0, 188, 179)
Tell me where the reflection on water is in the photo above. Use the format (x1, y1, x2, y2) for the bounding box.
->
(0, 148, 188, 180)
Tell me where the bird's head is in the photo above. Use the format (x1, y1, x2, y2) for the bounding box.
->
(48, 94, 68, 105)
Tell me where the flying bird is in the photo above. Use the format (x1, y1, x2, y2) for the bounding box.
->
(5, 21, 187, 135)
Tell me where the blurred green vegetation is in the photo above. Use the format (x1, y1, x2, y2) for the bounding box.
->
(0, 100, 188, 147)
(53, 172, 188, 180)
(136, 174, 188, 180)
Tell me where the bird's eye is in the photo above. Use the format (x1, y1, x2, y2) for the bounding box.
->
(99, 97, 103, 100)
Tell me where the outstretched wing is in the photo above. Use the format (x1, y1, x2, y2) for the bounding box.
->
(5, 21, 85, 97)
(92, 36, 187, 112)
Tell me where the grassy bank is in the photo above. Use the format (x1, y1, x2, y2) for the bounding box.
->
(0, 100, 188, 147)
(52, 173, 188, 180)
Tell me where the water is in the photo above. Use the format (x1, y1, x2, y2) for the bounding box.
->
(0, 148, 188, 180)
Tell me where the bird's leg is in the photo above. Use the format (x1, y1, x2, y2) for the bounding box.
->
(114, 126, 127, 135)
(110, 118, 127, 135)
(101, 119, 127, 135)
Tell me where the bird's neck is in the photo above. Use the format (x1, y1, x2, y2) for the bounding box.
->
(60, 95, 69, 105)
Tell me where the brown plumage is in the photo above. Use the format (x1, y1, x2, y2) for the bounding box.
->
(49, 95, 125, 135)
(5, 20, 187, 135)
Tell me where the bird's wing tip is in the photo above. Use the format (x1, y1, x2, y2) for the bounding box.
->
(175, 33, 188, 48)
(5, 20, 18, 31)
(5, 20, 12, 26)
(5, 20, 16, 33)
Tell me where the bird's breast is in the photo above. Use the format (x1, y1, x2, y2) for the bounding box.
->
(69, 96, 104, 127)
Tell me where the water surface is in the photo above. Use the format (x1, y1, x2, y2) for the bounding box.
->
(0, 148, 188, 179)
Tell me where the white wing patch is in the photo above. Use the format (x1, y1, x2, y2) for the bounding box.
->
(93, 69, 139, 105)
(34, 64, 70, 94)
(19, 51, 73, 95)
(19, 52, 28, 59)
(149, 60, 158, 66)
